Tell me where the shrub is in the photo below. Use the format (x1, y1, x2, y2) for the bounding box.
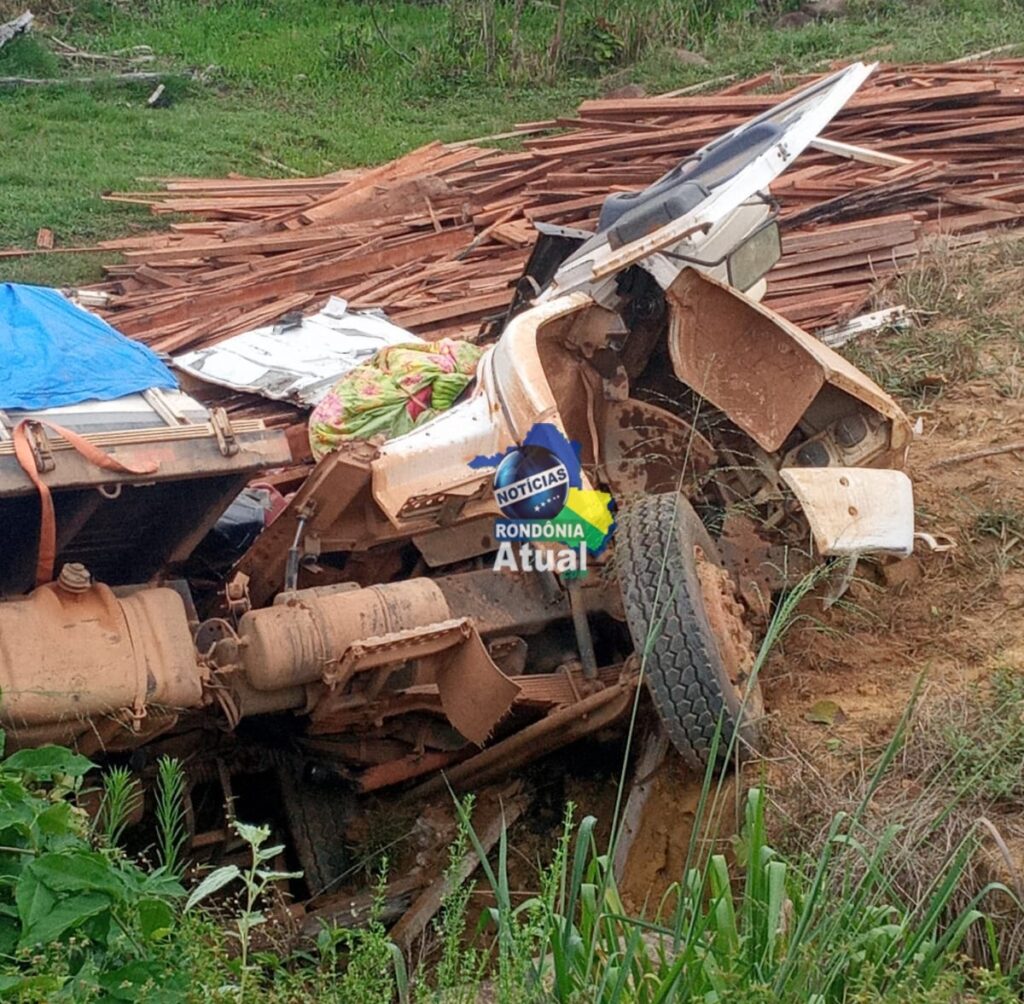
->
(0, 740, 186, 1000)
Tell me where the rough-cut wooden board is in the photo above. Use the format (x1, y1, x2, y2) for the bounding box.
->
(611, 727, 670, 884)
(389, 785, 527, 952)
(575, 79, 997, 118)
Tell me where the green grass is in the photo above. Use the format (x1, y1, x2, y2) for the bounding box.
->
(774, 663, 1024, 970)
(3, 0, 1024, 287)
(936, 670, 1024, 804)
(4, 678, 1024, 1002)
(847, 238, 1024, 404)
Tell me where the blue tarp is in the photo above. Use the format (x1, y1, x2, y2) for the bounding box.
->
(0, 283, 177, 410)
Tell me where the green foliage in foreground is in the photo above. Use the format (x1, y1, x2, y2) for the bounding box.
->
(405, 787, 1021, 1004)
(0, 742, 186, 1001)
(1, 742, 1019, 1002)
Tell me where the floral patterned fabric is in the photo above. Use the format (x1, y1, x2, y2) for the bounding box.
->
(308, 338, 483, 460)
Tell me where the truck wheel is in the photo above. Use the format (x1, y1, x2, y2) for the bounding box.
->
(278, 765, 353, 897)
(617, 492, 763, 771)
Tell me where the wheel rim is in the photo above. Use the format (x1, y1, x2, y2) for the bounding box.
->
(693, 545, 764, 721)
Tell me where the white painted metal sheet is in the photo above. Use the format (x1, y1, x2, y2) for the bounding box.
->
(174, 297, 420, 407)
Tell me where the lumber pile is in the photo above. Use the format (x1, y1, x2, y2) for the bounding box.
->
(49, 61, 1024, 378)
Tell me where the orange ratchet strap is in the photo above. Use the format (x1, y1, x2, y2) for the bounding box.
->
(13, 419, 159, 587)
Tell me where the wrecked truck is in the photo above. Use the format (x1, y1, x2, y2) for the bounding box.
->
(0, 63, 914, 893)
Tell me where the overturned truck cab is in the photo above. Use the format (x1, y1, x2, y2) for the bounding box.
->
(0, 61, 915, 892)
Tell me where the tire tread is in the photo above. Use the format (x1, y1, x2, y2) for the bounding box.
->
(618, 493, 741, 771)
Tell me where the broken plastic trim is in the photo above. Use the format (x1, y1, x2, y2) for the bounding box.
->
(780, 466, 915, 557)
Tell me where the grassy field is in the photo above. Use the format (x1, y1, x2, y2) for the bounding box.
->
(2, 0, 1024, 287)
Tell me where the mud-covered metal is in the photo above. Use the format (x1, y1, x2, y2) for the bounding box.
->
(693, 546, 763, 722)
(407, 674, 637, 797)
(0, 400, 291, 596)
(0, 63, 924, 892)
(0, 569, 203, 748)
(600, 398, 716, 497)
(666, 269, 911, 456)
(207, 573, 534, 745)
(540, 62, 875, 301)
(231, 578, 451, 690)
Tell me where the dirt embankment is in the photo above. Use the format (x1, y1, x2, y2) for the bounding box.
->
(771, 244, 1024, 758)
(769, 372, 1024, 757)
(601, 247, 1024, 912)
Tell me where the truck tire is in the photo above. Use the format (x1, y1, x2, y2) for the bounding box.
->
(617, 492, 763, 771)
(278, 765, 353, 897)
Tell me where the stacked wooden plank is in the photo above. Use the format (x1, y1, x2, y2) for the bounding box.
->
(68, 60, 1024, 369)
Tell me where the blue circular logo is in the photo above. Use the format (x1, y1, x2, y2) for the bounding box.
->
(493, 445, 569, 520)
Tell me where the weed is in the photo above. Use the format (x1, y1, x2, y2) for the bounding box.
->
(853, 238, 1024, 402)
(1, 655, 1018, 1002)
(445, 780, 1016, 1002)
(774, 668, 1024, 970)
(995, 347, 1024, 399)
(99, 765, 140, 849)
(971, 506, 1024, 572)
(432, 795, 485, 1001)
(185, 819, 302, 999)
(0, 34, 59, 77)
(957, 497, 1024, 583)
(321, 865, 410, 1004)
(0, 739, 186, 1000)
(154, 755, 188, 877)
(921, 670, 1024, 809)
(321, 17, 378, 76)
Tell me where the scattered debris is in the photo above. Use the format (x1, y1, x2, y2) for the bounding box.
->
(818, 305, 909, 348)
(0, 71, 168, 88)
(34, 227, 53, 250)
(297, 874, 424, 935)
(914, 531, 957, 553)
(256, 153, 304, 176)
(173, 296, 419, 407)
(389, 784, 527, 953)
(406, 682, 640, 800)
(951, 43, 1022, 64)
(807, 136, 910, 168)
(47, 36, 155, 68)
(657, 74, 736, 97)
